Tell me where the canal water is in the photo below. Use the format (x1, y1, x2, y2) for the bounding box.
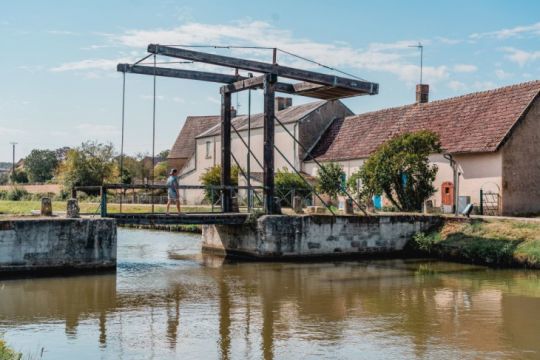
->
(1, 229, 540, 360)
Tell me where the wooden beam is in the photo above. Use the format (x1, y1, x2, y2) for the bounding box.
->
(263, 73, 277, 214)
(147, 44, 378, 94)
(119, 63, 297, 95)
(221, 91, 233, 213)
(117, 63, 241, 84)
(221, 74, 265, 93)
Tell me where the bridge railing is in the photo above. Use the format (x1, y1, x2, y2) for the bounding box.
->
(72, 184, 265, 216)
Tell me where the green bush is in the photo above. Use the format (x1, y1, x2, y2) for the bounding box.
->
(316, 162, 345, 199)
(54, 188, 70, 201)
(275, 168, 311, 206)
(413, 232, 438, 253)
(0, 190, 7, 200)
(199, 165, 240, 203)
(6, 188, 30, 201)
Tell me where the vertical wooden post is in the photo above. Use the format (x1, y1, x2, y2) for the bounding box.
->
(221, 90, 233, 212)
(100, 186, 108, 217)
(480, 189, 484, 215)
(263, 73, 277, 214)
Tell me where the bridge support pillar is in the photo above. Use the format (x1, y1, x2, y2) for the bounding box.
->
(263, 73, 277, 214)
(220, 90, 233, 212)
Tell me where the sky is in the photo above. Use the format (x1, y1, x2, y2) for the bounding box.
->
(1, 0, 540, 162)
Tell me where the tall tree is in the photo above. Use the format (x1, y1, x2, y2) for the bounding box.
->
(354, 131, 441, 211)
(25, 149, 59, 183)
(57, 141, 116, 191)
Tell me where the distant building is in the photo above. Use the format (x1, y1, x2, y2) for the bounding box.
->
(306, 81, 540, 216)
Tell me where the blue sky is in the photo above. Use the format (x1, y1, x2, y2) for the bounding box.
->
(1, 0, 540, 161)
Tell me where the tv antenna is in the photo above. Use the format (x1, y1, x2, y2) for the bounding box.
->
(408, 42, 424, 84)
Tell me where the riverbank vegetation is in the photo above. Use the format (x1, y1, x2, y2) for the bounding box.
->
(413, 219, 540, 268)
(0, 338, 21, 360)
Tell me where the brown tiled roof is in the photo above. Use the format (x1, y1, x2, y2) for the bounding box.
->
(197, 101, 326, 138)
(311, 80, 540, 161)
(169, 115, 221, 159)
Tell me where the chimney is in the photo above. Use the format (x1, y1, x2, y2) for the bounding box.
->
(416, 84, 429, 104)
(275, 97, 293, 112)
(230, 106, 237, 118)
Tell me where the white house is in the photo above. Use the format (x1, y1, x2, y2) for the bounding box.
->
(305, 81, 540, 216)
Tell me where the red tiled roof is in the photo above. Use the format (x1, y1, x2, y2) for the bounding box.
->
(311, 80, 540, 161)
(197, 101, 326, 138)
(169, 115, 221, 159)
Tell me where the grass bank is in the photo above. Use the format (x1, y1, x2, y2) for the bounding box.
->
(413, 219, 540, 268)
(0, 200, 211, 216)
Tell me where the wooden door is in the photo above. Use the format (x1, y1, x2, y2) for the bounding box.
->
(441, 182, 454, 206)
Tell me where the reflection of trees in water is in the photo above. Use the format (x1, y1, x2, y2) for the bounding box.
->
(2, 259, 540, 359)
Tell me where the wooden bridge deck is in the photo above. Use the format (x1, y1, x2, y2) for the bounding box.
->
(106, 212, 249, 225)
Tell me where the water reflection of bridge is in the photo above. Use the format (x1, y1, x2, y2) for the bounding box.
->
(1, 259, 540, 358)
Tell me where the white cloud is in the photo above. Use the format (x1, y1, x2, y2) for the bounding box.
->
(453, 64, 477, 73)
(107, 21, 449, 83)
(76, 123, 119, 136)
(172, 97, 185, 103)
(472, 81, 497, 91)
(48, 30, 78, 35)
(435, 37, 462, 45)
(495, 69, 512, 79)
(448, 80, 467, 91)
(471, 22, 540, 39)
(501, 47, 540, 66)
(0, 126, 23, 136)
(50, 58, 130, 72)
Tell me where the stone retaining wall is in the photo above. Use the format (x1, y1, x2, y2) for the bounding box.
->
(0, 218, 117, 274)
(203, 214, 442, 258)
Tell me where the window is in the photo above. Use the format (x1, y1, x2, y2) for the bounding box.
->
(205, 141, 212, 159)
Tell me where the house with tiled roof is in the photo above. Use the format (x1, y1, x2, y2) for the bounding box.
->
(173, 97, 352, 204)
(306, 81, 540, 216)
(168, 115, 222, 172)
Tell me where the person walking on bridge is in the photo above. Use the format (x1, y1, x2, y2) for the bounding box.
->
(166, 168, 181, 214)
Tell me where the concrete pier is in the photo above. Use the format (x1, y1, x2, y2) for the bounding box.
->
(202, 214, 441, 259)
(0, 218, 117, 275)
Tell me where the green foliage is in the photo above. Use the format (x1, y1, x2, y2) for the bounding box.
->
(120, 154, 153, 183)
(119, 168, 132, 185)
(316, 162, 345, 198)
(24, 149, 59, 183)
(0, 173, 8, 185)
(154, 161, 169, 180)
(5, 188, 30, 201)
(274, 167, 311, 205)
(10, 170, 28, 184)
(0, 338, 22, 360)
(355, 131, 441, 212)
(413, 232, 439, 253)
(157, 149, 170, 160)
(57, 141, 116, 193)
(199, 165, 240, 203)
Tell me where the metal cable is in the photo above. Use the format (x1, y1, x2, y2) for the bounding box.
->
(155, 44, 368, 81)
(276, 48, 368, 81)
(119, 71, 126, 212)
(151, 54, 157, 213)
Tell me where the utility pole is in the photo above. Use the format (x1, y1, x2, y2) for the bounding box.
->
(10, 142, 17, 183)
